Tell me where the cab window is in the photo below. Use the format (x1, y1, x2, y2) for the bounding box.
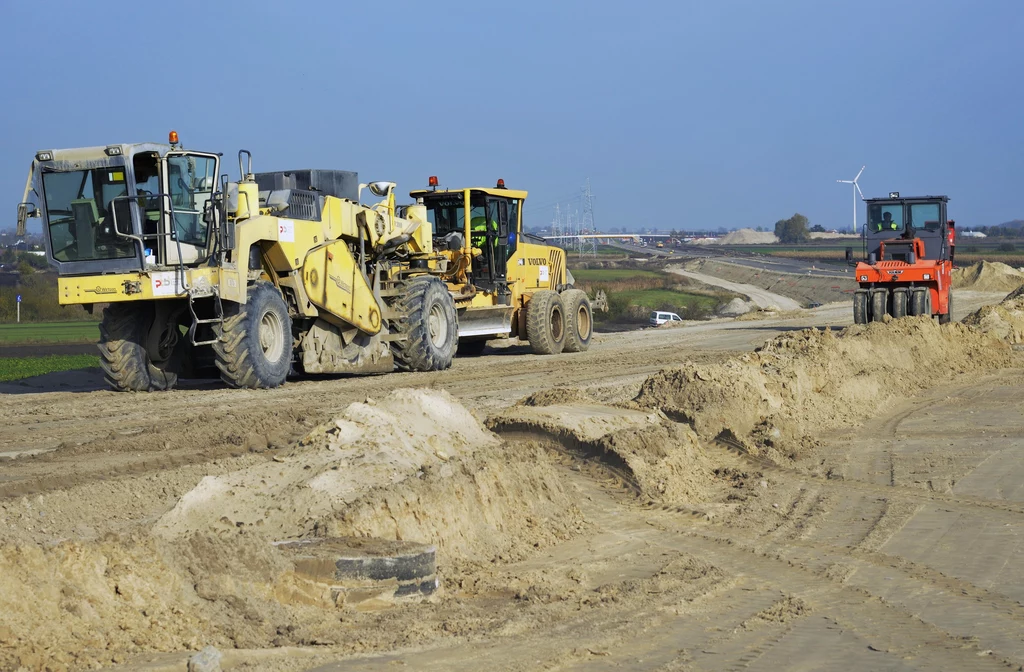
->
(909, 203, 941, 232)
(167, 155, 217, 247)
(867, 204, 904, 232)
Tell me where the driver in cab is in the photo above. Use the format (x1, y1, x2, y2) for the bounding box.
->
(875, 212, 899, 233)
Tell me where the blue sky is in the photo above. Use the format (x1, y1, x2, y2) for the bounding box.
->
(2, 0, 1022, 232)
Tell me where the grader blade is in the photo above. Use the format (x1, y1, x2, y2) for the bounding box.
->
(456, 305, 514, 338)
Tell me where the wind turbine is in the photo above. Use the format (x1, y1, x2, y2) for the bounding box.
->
(836, 166, 865, 233)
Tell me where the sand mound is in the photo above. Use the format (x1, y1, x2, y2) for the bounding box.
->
(962, 289, 1024, 344)
(633, 319, 1013, 458)
(713, 229, 778, 245)
(0, 390, 586, 670)
(154, 389, 497, 540)
(719, 297, 754, 317)
(952, 261, 1024, 292)
(487, 404, 717, 505)
(518, 387, 597, 407)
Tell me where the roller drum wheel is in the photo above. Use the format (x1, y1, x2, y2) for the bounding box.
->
(891, 288, 909, 319)
(870, 289, 888, 322)
(853, 290, 869, 324)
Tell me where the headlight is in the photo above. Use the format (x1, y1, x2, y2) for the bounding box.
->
(35, 151, 52, 161)
(859, 275, 868, 281)
(923, 273, 931, 280)
(104, 146, 122, 156)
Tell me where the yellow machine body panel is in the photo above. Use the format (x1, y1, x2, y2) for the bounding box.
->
(57, 267, 222, 305)
(302, 239, 380, 334)
(507, 241, 566, 291)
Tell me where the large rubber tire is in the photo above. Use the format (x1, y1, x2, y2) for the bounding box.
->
(910, 288, 926, 316)
(456, 339, 488, 357)
(852, 290, 869, 324)
(526, 290, 566, 355)
(561, 289, 593, 353)
(891, 288, 909, 319)
(939, 290, 952, 324)
(98, 303, 178, 392)
(869, 289, 888, 322)
(213, 282, 293, 389)
(391, 276, 458, 372)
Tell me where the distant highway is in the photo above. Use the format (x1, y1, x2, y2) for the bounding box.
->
(602, 241, 851, 278)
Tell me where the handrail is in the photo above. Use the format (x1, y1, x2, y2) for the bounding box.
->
(109, 192, 190, 293)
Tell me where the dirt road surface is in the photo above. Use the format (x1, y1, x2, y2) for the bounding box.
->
(666, 268, 803, 311)
(2, 286, 1022, 672)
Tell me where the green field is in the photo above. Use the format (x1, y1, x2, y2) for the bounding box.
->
(0, 321, 100, 345)
(571, 268, 667, 281)
(0, 354, 100, 382)
(616, 289, 719, 310)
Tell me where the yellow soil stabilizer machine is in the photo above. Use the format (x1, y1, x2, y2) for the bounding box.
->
(18, 136, 462, 391)
(409, 176, 593, 357)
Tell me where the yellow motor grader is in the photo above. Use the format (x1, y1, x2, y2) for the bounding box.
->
(408, 176, 592, 356)
(17, 134, 460, 391)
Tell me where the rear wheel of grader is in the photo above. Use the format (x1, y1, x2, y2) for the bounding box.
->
(891, 288, 909, 319)
(869, 288, 888, 322)
(526, 290, 567, 355)
(98, 302, 182, 392)
(391, 276, 458, 372)
(561, 289, 593, 353)
(214, 281, 293, 388)
(852, 290, 869, 324)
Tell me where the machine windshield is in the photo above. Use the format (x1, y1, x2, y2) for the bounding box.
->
(867, 203, 904, 234)
(423, 195, 520, 237)
(908, 203, 942, 232)
(424, 196, 467, 237)
(41, 167, 137, 262)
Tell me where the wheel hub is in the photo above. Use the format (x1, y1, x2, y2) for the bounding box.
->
(259, 310, 285, 362)
(427, 303, 448, 348)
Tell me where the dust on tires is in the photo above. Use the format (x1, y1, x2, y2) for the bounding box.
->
(526, 290, 566, 355)
(390, 276, 458, 372)
(213, 281, 293, 389)
(561, 289, 592, 353)
(97, 303, 179, 392)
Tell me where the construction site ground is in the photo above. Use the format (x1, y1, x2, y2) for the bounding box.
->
(3, 267, 1024, 671)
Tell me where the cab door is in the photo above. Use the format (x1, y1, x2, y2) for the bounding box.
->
(161, 151, 220, 265)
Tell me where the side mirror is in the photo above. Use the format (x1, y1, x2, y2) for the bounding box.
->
(16, 202, 38, 236)
(367, 181, 395, 198)
(203, 201, 216, 226)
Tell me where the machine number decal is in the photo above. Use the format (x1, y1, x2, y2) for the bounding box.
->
(279, 219, 295, 242)
(539, 265, 549, 282)
(151, 272, 181, 296)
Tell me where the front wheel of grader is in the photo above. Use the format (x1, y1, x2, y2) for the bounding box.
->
(213, 281, 293, 389)
(526, 290, 567, 355)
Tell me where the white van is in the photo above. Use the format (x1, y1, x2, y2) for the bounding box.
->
(649, 311, 682, 326)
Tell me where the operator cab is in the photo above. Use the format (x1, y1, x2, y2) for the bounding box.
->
(863, 193, 952, 263)
(25, 134, 220, 276)
(412, 179, 524, 294)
